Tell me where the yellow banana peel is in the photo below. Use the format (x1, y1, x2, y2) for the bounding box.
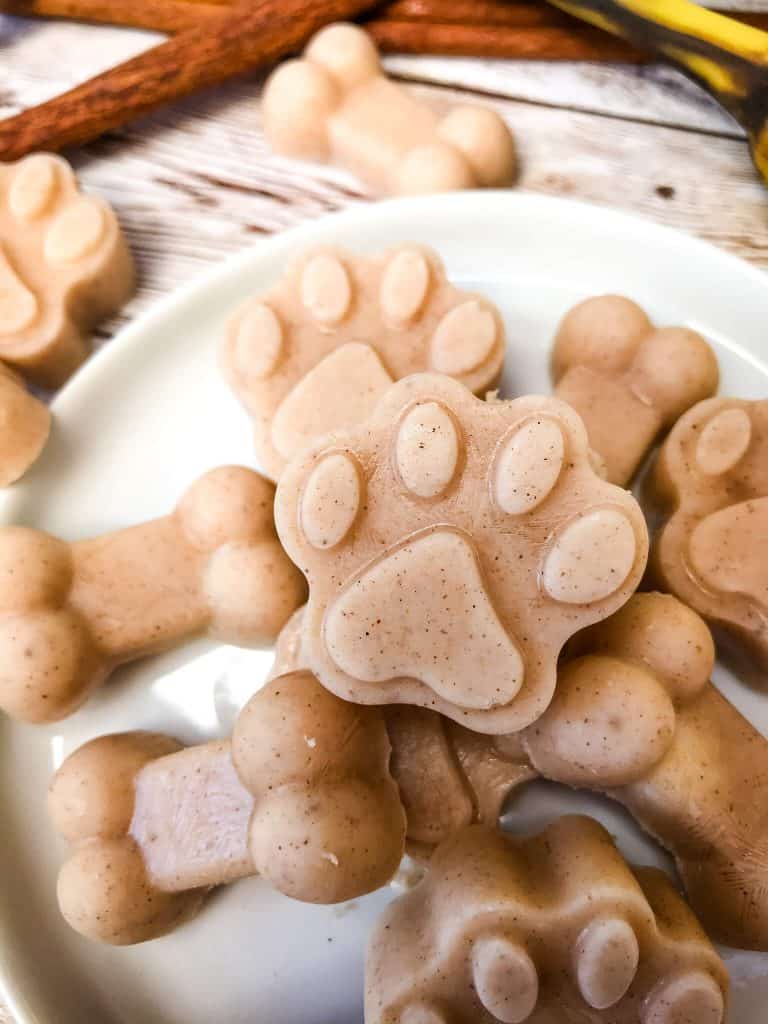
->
(548, 0, 768, 183)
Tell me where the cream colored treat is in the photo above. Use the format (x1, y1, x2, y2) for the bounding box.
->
(649, 397, 768, 673)
(552, 295, 719, 485)
(0, 362, 50, 485)
(0, 466, 305, 723)
(275, 373, 648, 734)
(49, 669, 406, 944)
(0, 153, 135, 387)
(262, 23, 516, 196)
(220, 244, 506, 480)
(366, 817, 727, 1024)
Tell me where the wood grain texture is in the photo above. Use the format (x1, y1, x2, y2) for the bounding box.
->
(0, 0, 382, 159)
(1, 10, 768, 1021)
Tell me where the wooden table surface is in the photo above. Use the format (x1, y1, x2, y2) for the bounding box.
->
(1, 5, 767, 1020)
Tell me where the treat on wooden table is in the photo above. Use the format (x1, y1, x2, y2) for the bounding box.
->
(275, 372, 648, 734)
(262, 22, 517, 196)
(0, 153, 134, 387)
(0, 362, 51, 486)
(49, 668, 405, 944)
(366, 818, 728, 1024)
(552, 295, 719, 485)
(649, 397, 768, 674)
(0, 466, 305, 723)
(220, 243, 505, 479)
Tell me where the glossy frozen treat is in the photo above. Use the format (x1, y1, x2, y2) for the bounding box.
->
(649, 396, 768, 673)
(552, 295, 718, 485)
(49, 669, 406, 944)
(0, 362, 50, 485)
(0, 466, 305, 723)
(262, 23, 516, 196)
(275, 373, 648, 734)
(366, 818, 727, 1024)
(0, 153, 135, 386)
(220, 243, 506, 480)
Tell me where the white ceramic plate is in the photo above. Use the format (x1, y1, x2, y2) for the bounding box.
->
(1, 192, 767, 1024)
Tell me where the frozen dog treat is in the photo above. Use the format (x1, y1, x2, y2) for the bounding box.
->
(262, 23, 516, 196)
(649, 397, 768, 672)
(220, 244, 505, 480)
(0, 466, 305, 723)
(552, 295, 719, 485)
(275, 373, 648, 734)
(0, 362, 50, 485)
(49, 669, 406, 944)
(366, 818, 727, 1024)
(0, 153, 135, 387)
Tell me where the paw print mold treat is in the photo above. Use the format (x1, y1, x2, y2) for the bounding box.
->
(552, 295, 719, 485)
(0, 153, 135, 387)
(275, 373, 648, 734)
(366, 818, 728, 1024)
(220, 244, 505, 480)
(0, 362, 50, 485)
(649, 397, 768, 672)
(49, 669, 406, 944)
(262, 23, 516, 196)
(0, 466, 305, 723)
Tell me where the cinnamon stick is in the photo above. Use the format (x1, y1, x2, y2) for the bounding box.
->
(0, 0, 382, 161)
(0, 0, 223, 32)
(370, 19, 646, 61)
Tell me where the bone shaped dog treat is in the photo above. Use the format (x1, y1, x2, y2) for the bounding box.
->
(49, 668, 406, 944)
(0, 153, 135, 387)
(220, 243, 506, 480)
(275, 373, 648, 734)
(366, 818, 728, 1024)
(0, 465, 305, 723)
(0, 362, 50, 485)
(385, 592, 768, 951)
(262, 23, 517, 196)
(552, 295, 719, 485)
(649, 397, 768, 675)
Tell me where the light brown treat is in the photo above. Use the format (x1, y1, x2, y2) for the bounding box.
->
(366, 817, 728, 1024)
(0, 465, 305, 723)
(0, 153, 135, 386)
(262, 23, 516, 196)
(0, 362, 51, 485)
(220, 243, 506, 481)
(649, 397, 768, 673)
(552, 295, 719, 485)
(275, 373, 648, 734)
(49, 669, 406, 944)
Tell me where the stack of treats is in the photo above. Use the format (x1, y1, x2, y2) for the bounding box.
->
(2, 42, 767, 1020)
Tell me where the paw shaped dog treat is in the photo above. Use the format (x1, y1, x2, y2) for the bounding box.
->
(552, 295, 719, 485)
(649, 397, 768, 672)
(0, 362, 50, 485)
(262, 23, 516, 196)
(366, 817, 728, 1024)
(49, 669, 406, 944)
(0, 153, 135, 386)
(275, 373, 648, 733)
(221, 244, 505, 480)
(0, 465, 305, 723)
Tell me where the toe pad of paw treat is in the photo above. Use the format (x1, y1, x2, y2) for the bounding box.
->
(261, 23, 516, 196)
(49, 670, 406, 944)
(0, 362, 50, 485)
(275, 373, 648, 734)
(0, 153, 135, 386)
(220, 244, 505, 478)
(650, 397, 768, 670)
(365, 818, 728, 1024)
(552, 295, 719, 485)
(0, 466, 305, 723)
